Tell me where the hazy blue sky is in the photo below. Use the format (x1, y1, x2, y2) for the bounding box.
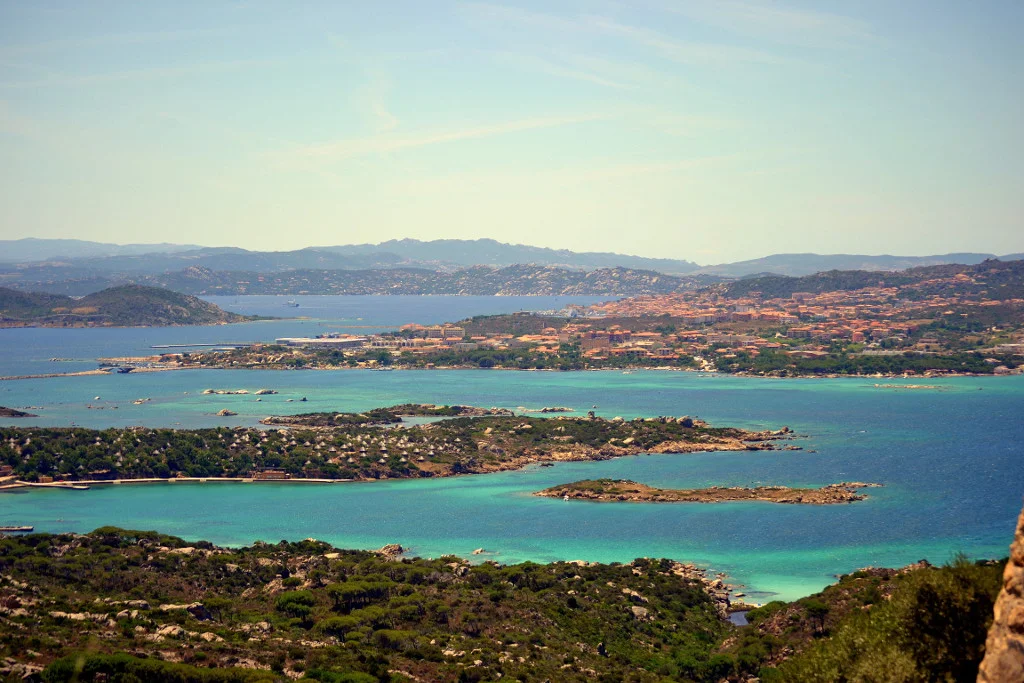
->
(1, 1, 1021, 263)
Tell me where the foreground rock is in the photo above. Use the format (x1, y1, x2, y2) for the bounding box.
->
(978, 505, 1024, 682)
(537, 479, 881, 505)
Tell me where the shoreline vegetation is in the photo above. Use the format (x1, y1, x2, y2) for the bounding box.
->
(0, 404, 795, 487)
(536, 479, 882, 505)
(0, 526, 1006, 682)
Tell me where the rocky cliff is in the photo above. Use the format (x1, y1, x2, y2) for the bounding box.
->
(978, 505, 1024, 681)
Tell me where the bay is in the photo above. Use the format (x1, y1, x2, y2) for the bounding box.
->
(0, 294, 609, 377)
(2, 367, 1023, 602)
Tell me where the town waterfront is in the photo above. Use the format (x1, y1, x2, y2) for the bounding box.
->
(3, 364, 1023, 602)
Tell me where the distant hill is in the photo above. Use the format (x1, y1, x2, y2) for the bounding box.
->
(0, 238, 201, 262)
(137, 265, 715, 297)
(699, 252, 998, 277)
(723, 258, 1024, 300)
(0, 238, 699, 275)
(0, 284, 250, 327)
(318, 238, 701, 273)
(3, 238, 1022, 285)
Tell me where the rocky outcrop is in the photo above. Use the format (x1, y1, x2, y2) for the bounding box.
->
(978, 506, 1024, 682)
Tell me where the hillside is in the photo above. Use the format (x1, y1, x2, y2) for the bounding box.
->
(723, 258, 1024, 299)
(321, 237, 701, 273)
(108, 265, 714, 296)
(0, 284, 249, 327)
(700, 252, 998, 277)
(0, 528, 1004, 682)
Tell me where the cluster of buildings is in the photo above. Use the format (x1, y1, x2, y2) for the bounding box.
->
(251, 269, 1024, 366)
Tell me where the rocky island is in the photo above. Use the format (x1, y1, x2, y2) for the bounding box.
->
(536, 479, 882, 505)
(0, 406, 792, 485)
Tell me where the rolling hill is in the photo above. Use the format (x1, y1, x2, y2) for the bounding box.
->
(0, 284, 250, 327)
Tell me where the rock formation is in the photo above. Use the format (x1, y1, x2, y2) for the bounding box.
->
(978, 505, 1024, 682)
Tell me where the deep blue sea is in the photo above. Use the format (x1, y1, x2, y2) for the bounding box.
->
(1, 297, 1023, 602)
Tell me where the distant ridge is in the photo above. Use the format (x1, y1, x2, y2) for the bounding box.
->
(0, 238, 202, 262)
(316, 238, 701, 273)
(3, 265, 718, 297)
(698, 252, 1000, 277)
(721, 258, 1024, 300)
(1, 238, 1021, 284)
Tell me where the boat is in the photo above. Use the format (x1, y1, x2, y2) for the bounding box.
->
(0, 526, 33, 533)
(563, 494, 570, 501)
(284, 300, 299, 308)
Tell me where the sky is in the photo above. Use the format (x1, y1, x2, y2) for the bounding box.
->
(0, 1, 1022, 264)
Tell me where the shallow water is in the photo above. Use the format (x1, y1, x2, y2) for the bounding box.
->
(3, 369, 1022, 602)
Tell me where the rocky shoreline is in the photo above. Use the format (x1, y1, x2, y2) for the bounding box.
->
(536, 479, 881, 505)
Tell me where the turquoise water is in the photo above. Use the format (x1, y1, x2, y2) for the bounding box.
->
(2, 369, 1023, 602)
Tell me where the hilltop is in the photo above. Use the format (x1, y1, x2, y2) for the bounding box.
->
(0, 284, 251, 327)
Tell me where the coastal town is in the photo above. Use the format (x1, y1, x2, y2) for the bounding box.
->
(108, 260, 1021, 378)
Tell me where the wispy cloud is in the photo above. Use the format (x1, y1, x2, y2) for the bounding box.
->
(488, 51, 630, 89)
(586, 17, 784, 65)
(394, 153, 737, 194)
(0, 58, 279, 89)
(460, 2, 784, 67)
(653, 0, 873, 48)
(486, 49, 684, 90)
(288, 113, 612, 162)
(353, 75, 399, 133)
(0, 27, 239, 58)
(459, 2, 587, 35)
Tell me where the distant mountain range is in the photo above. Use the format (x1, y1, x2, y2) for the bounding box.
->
(0, 237, 699, 274)
(0, 284, 248, 327)
(0, 239, 1021, 295)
